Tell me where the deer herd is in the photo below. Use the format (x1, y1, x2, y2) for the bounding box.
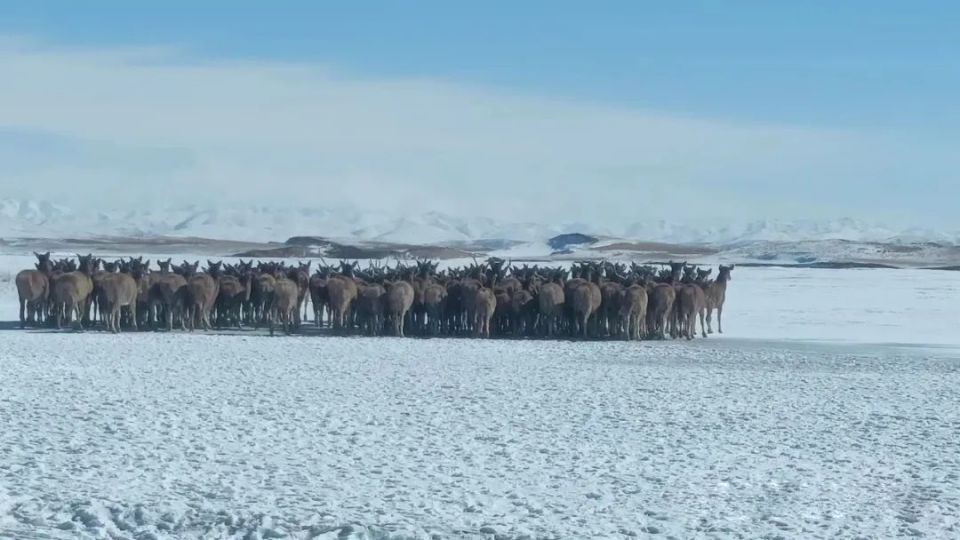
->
(15, 252, 733, 340)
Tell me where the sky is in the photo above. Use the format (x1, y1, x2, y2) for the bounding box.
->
(0, 1, 958, 228)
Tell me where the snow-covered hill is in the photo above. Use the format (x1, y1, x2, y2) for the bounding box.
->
(0, 199, 592, 244)
(622, 218, 958, 245)
(1, 198, 957, 248)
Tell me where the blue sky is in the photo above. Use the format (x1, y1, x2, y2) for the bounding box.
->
(0, 1, 958, 227)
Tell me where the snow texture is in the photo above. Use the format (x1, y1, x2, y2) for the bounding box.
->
(1, 334, 959, 539)
(1, 255, 960, 538)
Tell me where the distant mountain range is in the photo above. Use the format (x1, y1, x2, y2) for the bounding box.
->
(1, 198, 957, 247)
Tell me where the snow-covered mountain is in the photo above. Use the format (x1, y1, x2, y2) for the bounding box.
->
(0, 198, 956, 247)
(622, 218, 958, 245)
(0, 199, 588, 244)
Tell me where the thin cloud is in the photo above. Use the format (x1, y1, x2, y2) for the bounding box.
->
(0, 36, 954, 228)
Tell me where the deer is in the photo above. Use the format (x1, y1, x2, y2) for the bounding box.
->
(326, 261, 359, 333)
(16, 252, 53, 328)
(50, 254, 97, 330)
(705, 265, 734, 334)
(269, 276, 300, 336)
(384, 279, 415, 337)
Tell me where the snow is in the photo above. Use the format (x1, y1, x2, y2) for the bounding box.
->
(727, 267, 960, 346)
(2, 255, 960, 538)
(1, 332, 959, 539)
(3, 198, 959, 247)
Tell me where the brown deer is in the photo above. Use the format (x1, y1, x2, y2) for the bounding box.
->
(16, 252, 53, 328)
(705, 265, 734, 334)
(216, 273, 249, 329)
(252, 272, 276, 327)
(150, 272, 188, 331)
(269, 277, 300, 336)
(51, 254, 96, 330)
(326, 261, 359, 332)
(422, 282, 447, 336)
(292, 261, 311, 326)
(646, 283, 676, 339)
(385, 280, 414, 337)
(473, 286, 497, 338)
(356, 283, 386, 336)
(509, 289, 535, 336)
(570, 263, 602, 338)
(674, 285, 702, 340)
(307, 262, 333, 327)
(618, 284, 648, 341)
(95, 272, 139, 333)
(537, 271, 566, 338)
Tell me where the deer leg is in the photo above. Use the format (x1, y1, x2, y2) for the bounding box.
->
(718, 306, 723, 334)
(189, 305, 197, 331)
(178, 305, 186, 331)
(73, 303, 84, 331)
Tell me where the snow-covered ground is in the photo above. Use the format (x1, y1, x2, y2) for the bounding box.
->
(2, 255, 960, 538)
(2, 334, 959, 539)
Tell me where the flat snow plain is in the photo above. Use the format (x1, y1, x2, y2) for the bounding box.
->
(1, 257, 960, 538)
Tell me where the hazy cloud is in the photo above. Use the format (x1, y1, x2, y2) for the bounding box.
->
(0, 36, 955, 228)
